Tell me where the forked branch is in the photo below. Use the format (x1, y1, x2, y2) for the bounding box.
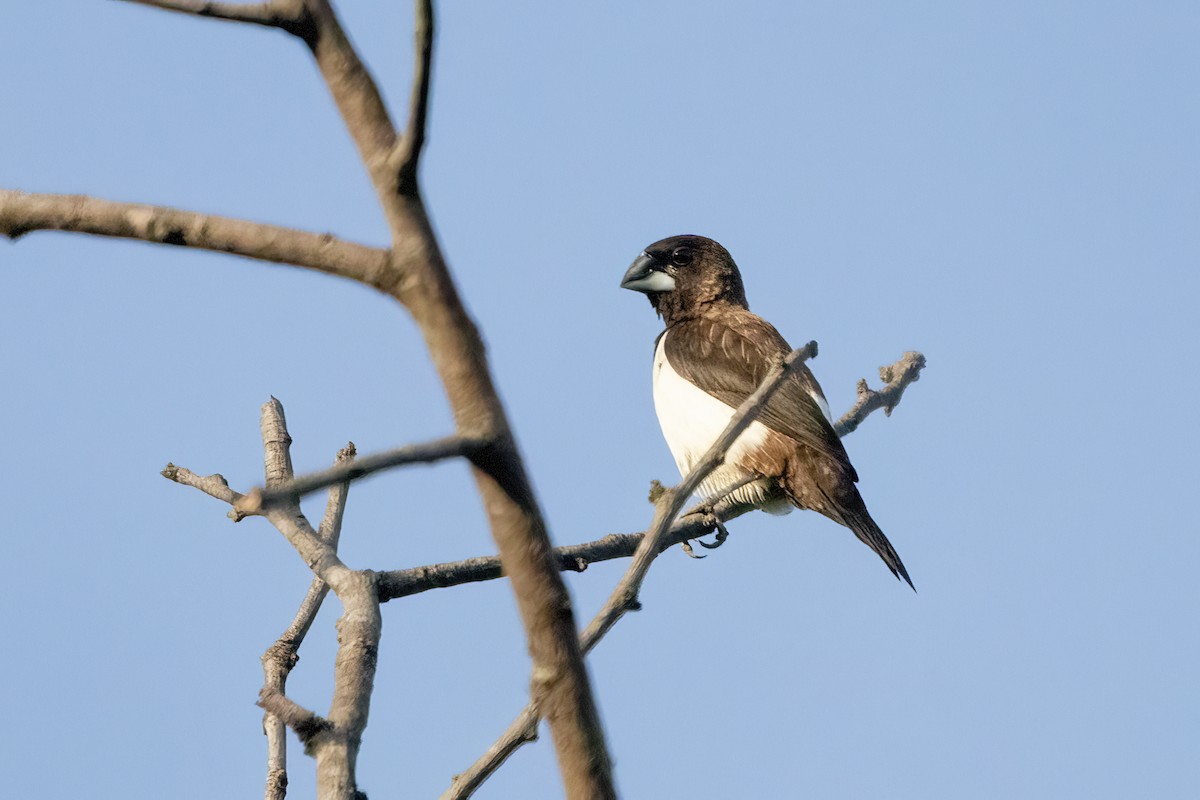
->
(166, 399, 379, 800)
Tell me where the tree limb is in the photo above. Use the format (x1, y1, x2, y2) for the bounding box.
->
(0, 190, 390, 287)
(282, 4, 618, 793)
(300, 0, 401, 183)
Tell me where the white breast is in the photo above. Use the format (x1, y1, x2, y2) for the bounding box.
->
(652, 332, 791, 513)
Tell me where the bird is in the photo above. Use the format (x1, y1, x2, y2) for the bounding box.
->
(620, 234, 914, 589)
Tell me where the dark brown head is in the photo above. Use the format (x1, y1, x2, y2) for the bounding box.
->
(620, 235, 748, 324)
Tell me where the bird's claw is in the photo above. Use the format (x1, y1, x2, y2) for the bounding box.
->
(681, 516, 729, 557)
(696, 520, 730, 549)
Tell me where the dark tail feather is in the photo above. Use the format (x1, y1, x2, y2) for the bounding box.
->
(843, 507, 916, 591)
(784, 466, 916, 590)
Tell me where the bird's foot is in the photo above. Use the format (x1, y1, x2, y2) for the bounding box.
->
(678, 506, 730, 557)
(696, 519, 730, 550)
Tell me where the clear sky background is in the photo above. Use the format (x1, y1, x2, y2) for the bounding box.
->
(2, 2, 1197, 798)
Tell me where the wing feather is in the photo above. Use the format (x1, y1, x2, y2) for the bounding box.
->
(663, 313, 858, 482)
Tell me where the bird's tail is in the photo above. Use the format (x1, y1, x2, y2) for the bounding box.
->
(783, 464, 915, 590)
(840, 504, 916, 591)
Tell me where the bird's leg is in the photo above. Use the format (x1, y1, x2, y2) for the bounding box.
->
(677, 502, 724, 552)
(682, 474, 759, 552)
(681, 474, 754, 519)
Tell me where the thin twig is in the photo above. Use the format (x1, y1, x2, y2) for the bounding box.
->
(835, 351, 926, 436)
(443, 343, 817, 799)
(393, 0, 434, 193)
(161, 463, 244, 508)
(440, 707, 539, 800)
(240, 434, 487, 514)
(378, 501, 756, 602)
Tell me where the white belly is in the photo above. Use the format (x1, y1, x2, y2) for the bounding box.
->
(652, 333, 791, 513)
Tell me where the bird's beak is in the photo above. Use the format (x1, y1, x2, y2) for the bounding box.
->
(620, 252, 676, 293)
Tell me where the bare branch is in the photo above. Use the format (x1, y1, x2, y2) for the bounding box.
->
(162, 400, 374, 796)
(392, 0, 434, 193)
(834, 351, 926, 436)
(378, 504, 754, 602)
(0, 190, 389, 287)
(262, 397, 296, 488)
(240, 434, 487, 514)
(444, 344, 817, 799)
(318, 442, 357, 544)
(262, 442, 355, 800)
(440, 708, 539, 800)
(161, 463, 244, 507)
(119, 0, 301, 28)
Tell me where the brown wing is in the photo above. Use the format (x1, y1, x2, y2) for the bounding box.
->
(663, 312, 857, 482)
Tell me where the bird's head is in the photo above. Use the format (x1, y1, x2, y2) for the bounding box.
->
(620, 234, 747, 323)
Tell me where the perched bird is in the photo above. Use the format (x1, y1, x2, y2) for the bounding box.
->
(621, 234, 914, 588)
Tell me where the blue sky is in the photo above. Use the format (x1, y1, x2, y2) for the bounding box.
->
(2, 2, 1197, 798)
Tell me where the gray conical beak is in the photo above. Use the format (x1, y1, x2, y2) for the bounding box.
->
(620, 252, 676, 293)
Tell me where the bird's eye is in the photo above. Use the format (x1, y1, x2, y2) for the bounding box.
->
(670, 247, 693, 267)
